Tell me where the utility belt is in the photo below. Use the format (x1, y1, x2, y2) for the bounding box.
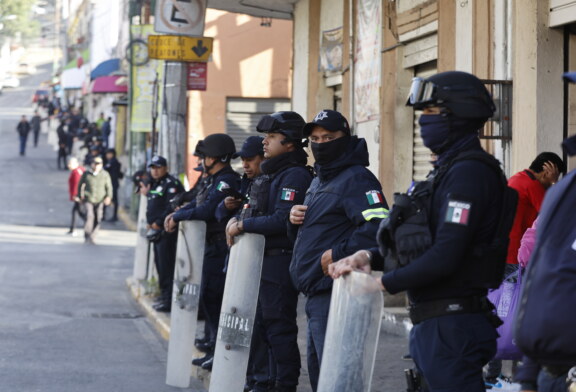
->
(409, 296, 497, 325)
(264, 248, 293, 257)
(206, 232, 227, 245)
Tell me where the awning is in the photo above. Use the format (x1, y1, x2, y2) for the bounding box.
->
(90, 58, 120, 79)
(90, 75, 128, 94)
(61, 66, 86, 89)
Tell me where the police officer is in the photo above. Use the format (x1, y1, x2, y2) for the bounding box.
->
(226, 112, 313, 392)
(143, 155, 184, 312)
(331, 71, 508, 392)
(164, 133, 240, 370)
(288, 110, 388, 391)
(214, 135, 273, 391)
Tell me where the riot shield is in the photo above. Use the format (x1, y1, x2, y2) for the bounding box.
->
(166, 220, 206, 388)
(132, 194, 149, 281)
(317, 271, 384, 392)
(209, 233, 265, 392)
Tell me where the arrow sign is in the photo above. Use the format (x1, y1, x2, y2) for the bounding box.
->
(192, 40, 208, 57)
(148, 35, 213, 62)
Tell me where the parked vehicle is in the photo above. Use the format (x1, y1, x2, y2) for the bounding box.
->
(32, 89, 49, 103)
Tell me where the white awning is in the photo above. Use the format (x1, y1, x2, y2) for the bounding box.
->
(61, 65, 87, 90)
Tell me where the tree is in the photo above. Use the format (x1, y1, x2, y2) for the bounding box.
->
(0, 0, 39, 42)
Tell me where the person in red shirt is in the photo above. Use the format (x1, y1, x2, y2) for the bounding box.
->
(67, 157, 86, 236)
(506, 152, 565, 268)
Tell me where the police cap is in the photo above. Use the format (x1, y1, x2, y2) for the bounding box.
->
(148, 155, 167, 168)
(303, 110, 351, 137)
(233, 136, 264, 158)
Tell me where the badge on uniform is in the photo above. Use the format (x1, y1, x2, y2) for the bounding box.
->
(216, 181, 230, 192)
(445, 200, 471, 226)
(365, 190, 384, 205)
(168, 187, 176, 193)
(281, 188, 296, 201)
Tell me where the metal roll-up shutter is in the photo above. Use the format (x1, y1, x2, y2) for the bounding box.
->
(226, 98, 291, 150)
(412, 64, 437, 181)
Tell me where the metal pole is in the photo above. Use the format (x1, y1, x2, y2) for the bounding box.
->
(151, 72, 159, 156)
(160, 61, 187, 175)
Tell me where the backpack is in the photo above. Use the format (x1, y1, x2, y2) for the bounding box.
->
(515, 170, 576, 366)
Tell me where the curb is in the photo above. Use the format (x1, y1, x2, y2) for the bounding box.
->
(126, 277, 212, 390)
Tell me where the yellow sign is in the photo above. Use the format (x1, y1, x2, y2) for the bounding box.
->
(148, 35, 213, 62)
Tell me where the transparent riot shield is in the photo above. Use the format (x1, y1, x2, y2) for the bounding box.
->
(132, 194, 149, 281)
(317, 271, 384, 392)
(209, 233, 265, 392)
(166, 220, 206, 388)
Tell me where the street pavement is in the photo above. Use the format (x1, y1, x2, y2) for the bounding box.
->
(0, 61, 413, 391)
(0, 62, 203, 392)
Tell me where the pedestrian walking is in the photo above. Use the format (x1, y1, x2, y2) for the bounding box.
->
(103, 148, 123, 222)
(67, 157, 86, 236)
(165, 133, 240, 370)
(330, 71, 516, 392)
(30, 110, 44, 147)
(141, 155, 184, 312)
(227, 114, 314, 392)
(16, 115, 31, 156)
(77, 156, 113, 244)
(288, 109, 388, 391)
(101, 117, 112, 148)
(56, 120, 68, 170)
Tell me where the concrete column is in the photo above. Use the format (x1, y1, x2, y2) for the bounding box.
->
(454, 0, 473, 72)
(512, 0, 564, 172)
(292, 0, 310, 118)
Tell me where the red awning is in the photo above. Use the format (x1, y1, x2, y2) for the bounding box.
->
(90, 75, 128, 94)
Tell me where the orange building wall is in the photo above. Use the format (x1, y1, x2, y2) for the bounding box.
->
(186, 10, 293, 182)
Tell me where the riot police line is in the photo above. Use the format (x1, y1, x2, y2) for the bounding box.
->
(131, 70, 576, 392)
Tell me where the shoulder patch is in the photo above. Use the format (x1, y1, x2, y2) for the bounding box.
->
(280, 188, 296, 201)
(216, 181, 230, 192)
(445, 199, 471, 226)
(365, 190, 384, 205)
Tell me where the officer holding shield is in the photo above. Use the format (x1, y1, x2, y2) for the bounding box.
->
(288, 110, 388, 391)
(226, 112, 313, 392)
(331, 71, 510, 392)
(164, 133, 240, 369)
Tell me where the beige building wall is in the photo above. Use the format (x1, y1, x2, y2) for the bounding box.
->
(186, 9, 293, 180)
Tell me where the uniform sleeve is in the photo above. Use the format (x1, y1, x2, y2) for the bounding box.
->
(381, 163, 499, 294)
(172, 176, 236, 222)
(156, 179, 183, 226)
(215, 199, 237, 222)
(331, 172, 389, 262)
(242, 170, 311, 236)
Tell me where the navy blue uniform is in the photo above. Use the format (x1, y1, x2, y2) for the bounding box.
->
(172, 166, 240, 344)
(240, 150, 313, 390)
(146, 174, 184, 302)
(288, 137, 388, 391)
(380, 139, 504, 392)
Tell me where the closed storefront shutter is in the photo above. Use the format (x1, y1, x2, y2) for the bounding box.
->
(226, 98, 291, 149)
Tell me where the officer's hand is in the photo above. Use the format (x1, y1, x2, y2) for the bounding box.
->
(104, 197, 112, 206)
(150, 222, 162, 230)
(164, 214, 177, 233)
(329, 250, 373, 279)
(320, 249, 333, 275)
(289, 205, 307, 225)
(226, 217, 242, 246)
(224, 196, 242, 211)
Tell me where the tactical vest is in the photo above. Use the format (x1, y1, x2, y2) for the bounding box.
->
(195, 177, 211, 206)
(378, 150, 518, 289)
(240, 174, 275, 220)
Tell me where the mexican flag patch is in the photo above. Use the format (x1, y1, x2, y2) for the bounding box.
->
(281, 188, 296, 201)
(365, 190, 384, 205)
(216, 181, 230, 192)
(445, 200, 471, 225)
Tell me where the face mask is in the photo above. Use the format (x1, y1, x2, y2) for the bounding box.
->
(418, 114, 451, 154)
(311, 135, 350, 165)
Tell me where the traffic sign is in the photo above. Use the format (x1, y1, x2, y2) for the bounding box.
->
(187, 63, 207, 90)
(154, 0, 207, 36)
(148, 35, 213, 62)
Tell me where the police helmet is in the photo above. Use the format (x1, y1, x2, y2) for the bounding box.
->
(407, 71, 495, 119)
(256, 111, 306, 146)
(196, 133, 236, 162)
